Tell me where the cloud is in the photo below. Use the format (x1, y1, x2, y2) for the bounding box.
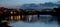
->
(0, 0, 60, 8)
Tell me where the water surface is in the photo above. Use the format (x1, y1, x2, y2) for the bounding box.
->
(8, 15, 60, 27)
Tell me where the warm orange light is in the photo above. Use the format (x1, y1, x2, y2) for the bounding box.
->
(14, 12, 16, 14)
(10, 11, 13, 14)
(14, 16, 17, 20)
(11, 16, 13, 20)
(16, 15, 21, 20)
(9, 16, 11, 21)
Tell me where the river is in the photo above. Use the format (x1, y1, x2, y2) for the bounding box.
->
(7, 15, 60, 27)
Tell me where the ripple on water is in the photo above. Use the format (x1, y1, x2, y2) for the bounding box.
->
(8, 15, 60, 27)
(8, 21, 59, 27)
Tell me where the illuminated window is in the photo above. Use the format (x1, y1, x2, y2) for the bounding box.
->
(10, 11, 13, 14)
(14, 12, 16, 14)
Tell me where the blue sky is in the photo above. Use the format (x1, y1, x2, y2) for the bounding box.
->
(0, 0, 60, 4)
(0, 0, 60, 7)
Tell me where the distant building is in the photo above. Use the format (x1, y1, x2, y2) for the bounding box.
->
(41, 9, 53, 12)
(6, 9, 18, 15)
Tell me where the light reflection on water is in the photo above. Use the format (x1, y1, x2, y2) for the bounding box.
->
(8, 15, 60, 27)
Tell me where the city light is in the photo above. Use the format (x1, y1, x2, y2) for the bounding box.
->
(22, 15, 25, 19)
(14, 12, 16, 14)
(0, 7, 60, 22)
(10, 11, 13, 14)
(11, 16, 13, 20)
(16, 15, 21, 20)
(14, 16, 17, 20)
(8, 15, 21, 20)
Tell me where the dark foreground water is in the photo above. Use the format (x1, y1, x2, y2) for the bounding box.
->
(8, 15, 60, 27)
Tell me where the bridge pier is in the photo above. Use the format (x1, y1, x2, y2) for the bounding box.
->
(37, 14, 40, 20)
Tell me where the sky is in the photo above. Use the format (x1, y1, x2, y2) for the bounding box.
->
(0, 0, 60, 8)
